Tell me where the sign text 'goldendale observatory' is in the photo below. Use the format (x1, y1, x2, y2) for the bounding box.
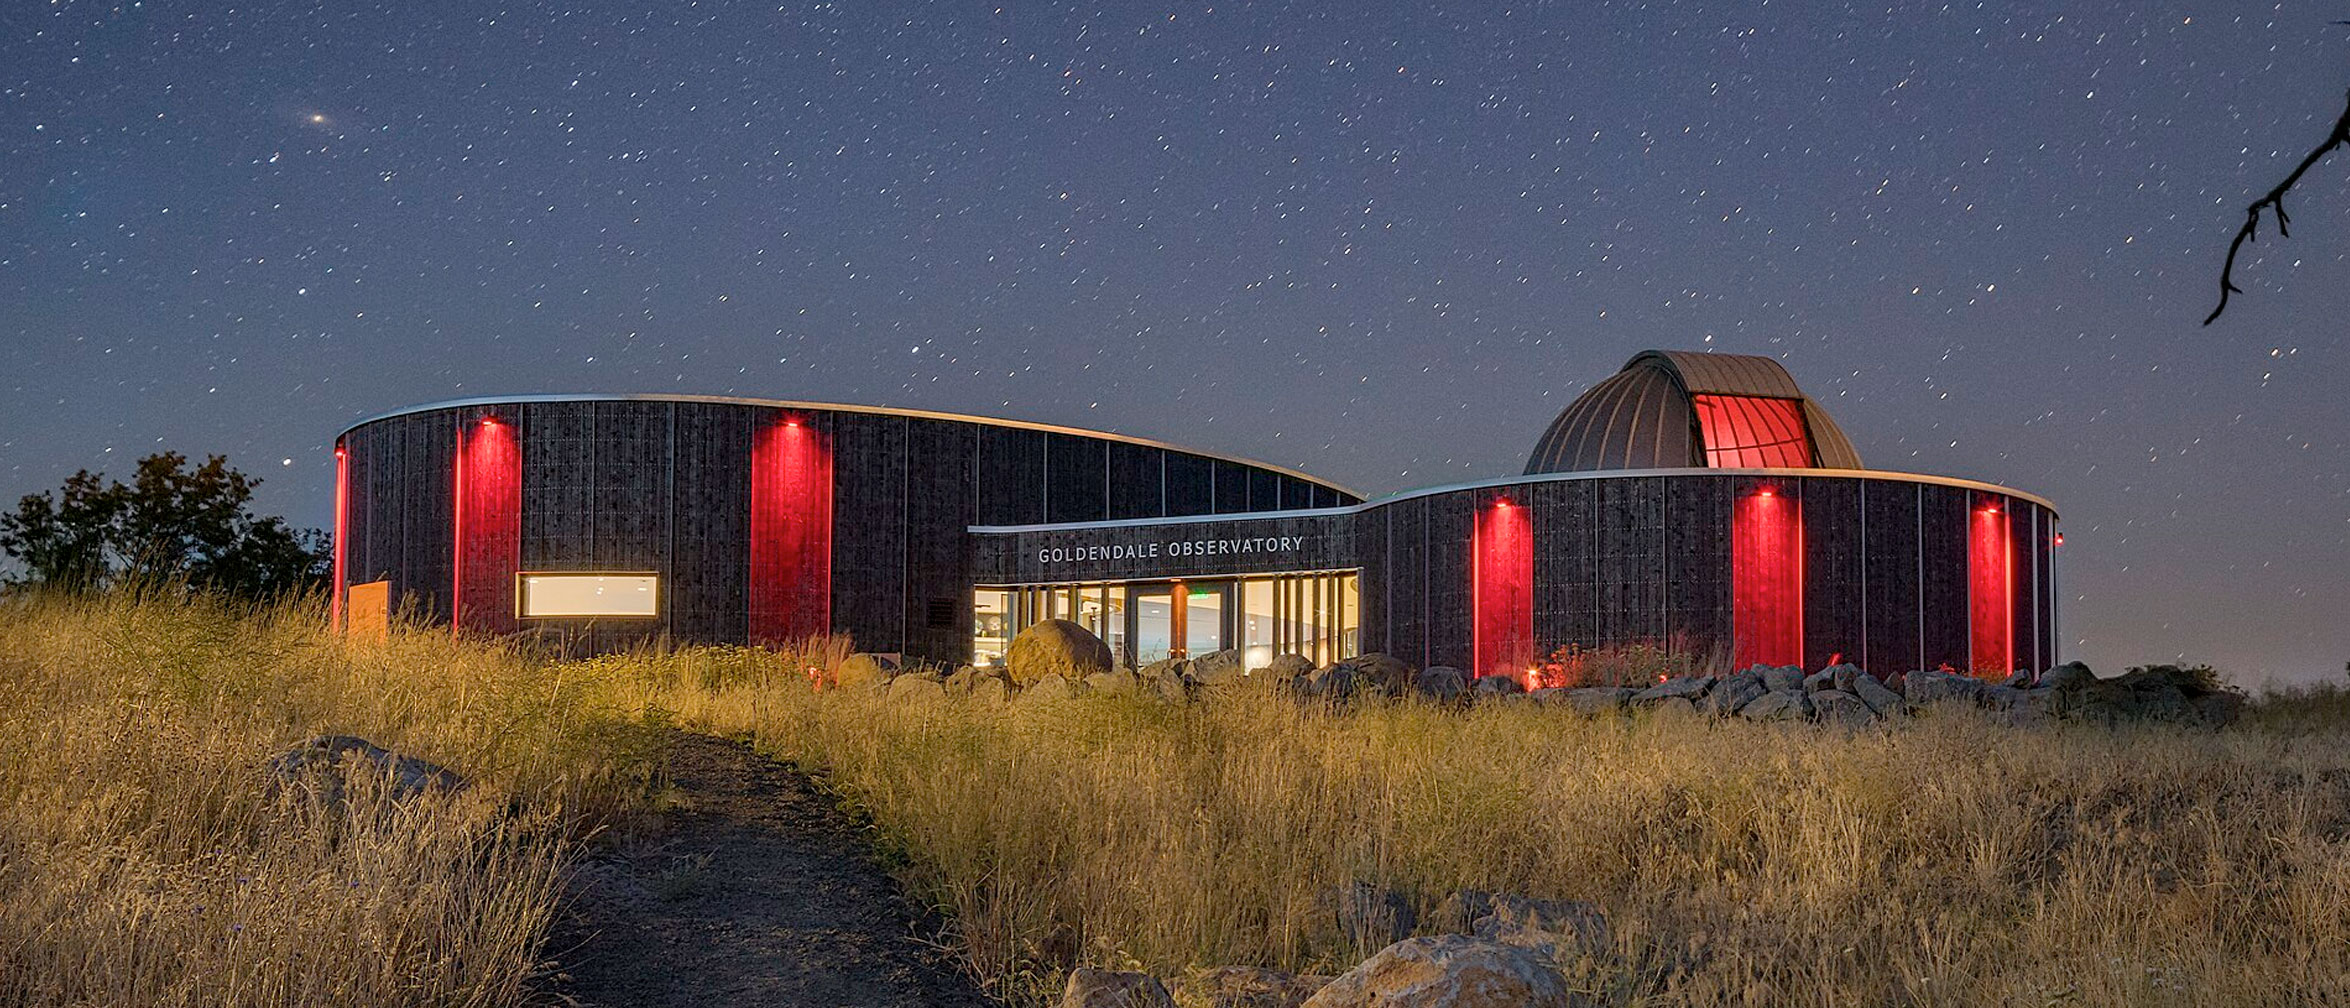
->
(1036, 535, 1308, 565)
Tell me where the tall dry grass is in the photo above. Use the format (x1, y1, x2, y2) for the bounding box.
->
(11, 590, 2347, 1007)
(0, 590, 672, 1008)
(610, 664, 2350, 1007)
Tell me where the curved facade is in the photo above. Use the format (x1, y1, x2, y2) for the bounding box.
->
(333, 353, 2060, 681)
(332, 396, 1359, 656)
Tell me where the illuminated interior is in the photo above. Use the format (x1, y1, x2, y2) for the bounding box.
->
(517, 573, 660, 618)
(1693, 394, 1814, 468)
(977, 572, 1359, 669)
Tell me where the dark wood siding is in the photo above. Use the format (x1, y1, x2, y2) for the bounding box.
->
(1166, 453, 1214, 516)
(977, 426, 1044, 526)
(1045, 433, 1106, 523)
(1802, 476, 1866, 668)
(1107, 442, 1162, 520)
(1861, 480, 1921, 677)
(668, 404, 756, 642)
(1918, 483, 1969, 672)
(1661, 476, 1729, 662)
(903, 420, 976, 662)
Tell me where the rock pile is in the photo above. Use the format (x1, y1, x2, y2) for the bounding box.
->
(846, 622, 2240, 730)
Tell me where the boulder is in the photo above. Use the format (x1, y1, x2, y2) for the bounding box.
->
(1189, 649, 1246, 687)
(1007, 619, 1115, 685)
(1810, 689, 1876, 727)
(1300, 935, 1582, 1008)
(1140, 657, 1189, 682)
(2001, 668, 2036, 689)
(1322, 881, 1416, 951)
(1019, 673, 1079, 703)
(833, 652, 899, 690)
(887, 672, 945, 701)
(1800, 668, 1836, 693)
(1336, 654, 1415, 695)
(267, 736, 464, 805)
(1176, 966, 1332, 1008)
(1416, 666, 1469, 702)
(1852, 673, 1905, 717)
(1703, 672, 1766, 716)
(1640, 695, 1700, 720)
(1143, 667, 1194, 703)
(1266, 653, 1316, 680)
(970, 671, 1014, 706)
(1902, 667, 1986, 707)
(2038, 661, 2095, 692)
(1085, 669, 1140, 695)
(1827, 663, 1864, 694)
(1631, 675, 1710, 705)
(1979, 685, 2028, 711)
(1472, 673, 1525, 698)
(1737, 690, 1813, 721)
(1558, 687, 1637, 715)
(1063, 967, 1176, 1008)
(1759, 664, 1804, 693)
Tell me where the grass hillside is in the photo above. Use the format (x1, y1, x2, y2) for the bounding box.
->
(4, 592, 2346, 1006)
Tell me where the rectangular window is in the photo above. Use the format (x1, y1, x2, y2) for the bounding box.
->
(516, 573, 660, 619)
(973, 588, 1011, 666)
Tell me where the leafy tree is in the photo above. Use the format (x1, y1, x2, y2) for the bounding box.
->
(0, 452, 328, 599)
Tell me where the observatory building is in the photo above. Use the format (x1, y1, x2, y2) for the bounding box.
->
(331, 351, 2058, 680)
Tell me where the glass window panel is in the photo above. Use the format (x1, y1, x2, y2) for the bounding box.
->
(1185, 582, 1225, 656)
(1242, 578, 1277, 670)
(973, 589, 1011, 666)
(517, 573, 658, 618)
(1134, 588, 1174, 664)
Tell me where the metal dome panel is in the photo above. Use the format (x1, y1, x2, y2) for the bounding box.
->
(1524, 351, 1863, 473)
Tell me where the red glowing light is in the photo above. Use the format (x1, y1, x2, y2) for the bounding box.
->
(750, 415, 833, 645)
(453, 415, 521, 635)
(330, 442, 348, 630)
(1731, 484, 1804, 668)
(2054, 532, 2064, 546)
(1969, 495, 2014, 678)
(1472, 495, 1535, 679)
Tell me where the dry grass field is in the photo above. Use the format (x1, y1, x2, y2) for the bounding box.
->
(5, 592, 2348, 1007)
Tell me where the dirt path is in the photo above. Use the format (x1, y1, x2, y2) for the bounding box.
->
(539, 732, 995, 1008)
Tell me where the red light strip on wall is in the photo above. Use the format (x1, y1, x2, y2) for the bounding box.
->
(1731, 484, 1804, 668)
(453, 416, 521, 635)
(331, 444, 348, 631)
(1969, 498, 2013, 677)
(750, 414, 834, 645)
(1472, 496, 1535, 679)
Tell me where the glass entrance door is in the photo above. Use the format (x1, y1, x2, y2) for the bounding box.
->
(1132, 587, 1174, 664)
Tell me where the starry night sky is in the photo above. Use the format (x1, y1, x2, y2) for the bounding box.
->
(4, 2, 2345, 683)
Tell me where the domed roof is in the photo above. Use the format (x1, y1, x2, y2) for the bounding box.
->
(1524, 350, 1862, 474)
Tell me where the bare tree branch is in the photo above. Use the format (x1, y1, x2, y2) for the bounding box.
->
(2206, 87, 2350, 325)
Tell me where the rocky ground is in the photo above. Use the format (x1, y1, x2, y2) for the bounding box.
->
(535, 732, 993, 1008)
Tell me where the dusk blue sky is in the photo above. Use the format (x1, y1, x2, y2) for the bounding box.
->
(3, 2, 2345, 682)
